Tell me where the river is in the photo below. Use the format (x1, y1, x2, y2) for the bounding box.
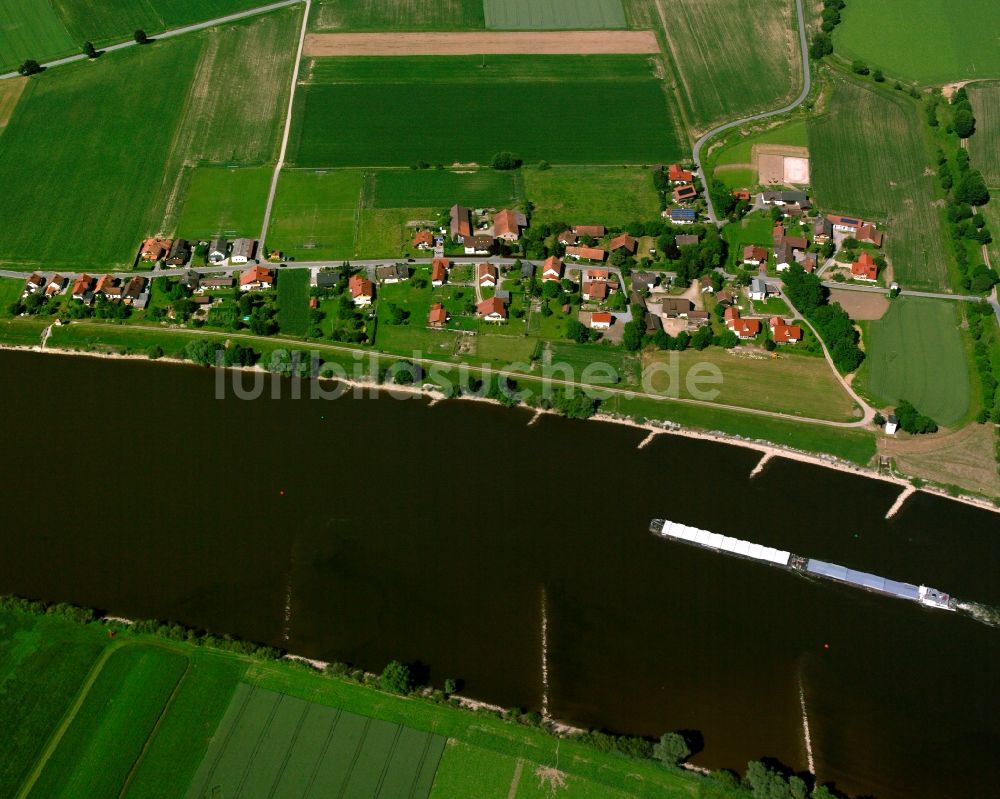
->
(0, 349, 997, 798)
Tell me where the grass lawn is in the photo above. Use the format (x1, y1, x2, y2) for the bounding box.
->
(808, 77, 951, 291)
(547, 342, 634, 385)
(858, 297, 971, 426)
(0, 0, 74, 73)
(654, 0, 802, 133)
(483, 0, 626, 29)
(966, 82, 1000, 188)
(174, 166, 272, 240)
(722, 212, 774, 268)
(310, 0, 485, 31)
(712, 118, 808, 167)
(524, 166, 660, 227)
(430, 740, 517, 799)
(713, 167, 757, 191)
(268, 169, 363, 261)
(277, 268, 311, 336)
(372, 169, 519, 209)
(26, 645, 189, 799)
(642, 347, 860, 422)
(832, 0, 1000, 85)
(473, 334, 538, 364)
(288, 56, 684, 167)
(0, 318, 47, 347)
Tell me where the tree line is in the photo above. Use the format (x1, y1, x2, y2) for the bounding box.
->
(781, 264, 864, 372)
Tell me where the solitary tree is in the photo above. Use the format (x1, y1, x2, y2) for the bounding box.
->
(134, 29, 149, 45)
(17, 59, 42, 76)
(653, 732, 690, 767)
(380, 660, 413, 694)
(851, 60, 870, 75)
(82, 41, 97, 58)
(491, 151, 520, 170)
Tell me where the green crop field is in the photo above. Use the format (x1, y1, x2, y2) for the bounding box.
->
(654, 0, 802, 132)
(967, 82, 1000, 188)
(0, 0, 75, 73)
(713, 118, 808, 167)
(860, 297, 970, 426)
(372, 169, 518, 209)
(483, 0, 626, 29)
(310, 0, 485, 31)
(832, 0, 1000, 85)
(175, 167, 272, 239)
(277, 268, 311, 336)
(523, 166, 660, 226)
(288, 55, 684, 167)
(808, 78, 951, 291)
(187, 684, 445, 799)
(27, 645, 188, 798)
(268, 169, 363, 260)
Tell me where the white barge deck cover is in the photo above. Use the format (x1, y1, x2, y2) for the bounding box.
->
(805, 558, 920, 601)
(658, 521, 791, 566)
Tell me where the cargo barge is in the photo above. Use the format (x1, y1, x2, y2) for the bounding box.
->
(650, 519, 956, 611)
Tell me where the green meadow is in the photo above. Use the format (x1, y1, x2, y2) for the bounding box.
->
(523, 166, 661, 226)
(288, 55, 684, 167)
(0, 0, 75, 73)
(267, 169, 364, 260)
(277, 268, 311, 336)
(832, 0, 1000, 84)
(175, 166, 272, 239)
(372, 169, 518, 209)
(859, 297, 971, 426)
(808, 77, 951, 291)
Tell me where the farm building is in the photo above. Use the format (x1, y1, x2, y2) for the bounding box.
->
(230, 238, 257, 265)
(631, 271, 657, 292)
(239, 266, 274, 291)
(566, 246, 606, 262)
(574, 225, 605, 238)
(450, 204, 472, 241)
(413, 230, 434, 250)
(610, 234, 638, 254)
(140, 237, 172, 262)
(464, 234, 494, 255)
(478, 296, 507, 322)
(199, 277, 235, 291)
(492, 209, 527, 241)
(813, 218, 833, 242)
(760, 191, 811, 212)
(660, 297, 693, 318)
(827, 215, 883, 246)
(590, 312, 613, 329)
(428, 303, 448, 328)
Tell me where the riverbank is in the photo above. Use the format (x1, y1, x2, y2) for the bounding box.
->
(7, 338, 998, 515)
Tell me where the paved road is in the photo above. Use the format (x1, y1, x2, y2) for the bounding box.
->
(693, 0, 810, 226)
(259, 0, 311, 244)
(0, 0, 303, 81)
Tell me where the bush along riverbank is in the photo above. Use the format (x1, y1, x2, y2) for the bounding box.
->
(0, 594, 859, 799)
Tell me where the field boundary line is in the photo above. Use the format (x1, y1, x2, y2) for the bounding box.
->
(117, 656, 191, 798)
(407, 731, 435, 799)
(196, 682, 259, 793)
(266, 701, 312, 798)
(303, 708, 342, 797)
(235, 692, 285, 796)
(336, 716, 373, 799)
(373, 724, 403, 797)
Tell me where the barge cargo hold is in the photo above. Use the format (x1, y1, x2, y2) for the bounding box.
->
(650, 519, 956, 612)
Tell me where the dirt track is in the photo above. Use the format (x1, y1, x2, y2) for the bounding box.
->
(303, 30, 659, 57)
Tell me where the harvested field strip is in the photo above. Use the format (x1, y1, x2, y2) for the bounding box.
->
(861, 297, 970, 425)
(656, 0, 801, 131)
(186, 684, 445, 799)
(967, 82, 1000, 187)
(27, 646, 189, 799)
(808, 78, 950, 291)
(0, 0, 74, 73)
(303, 29, 657, 55)
(0, 77, 28, 129)
(484, 0, 626, 30)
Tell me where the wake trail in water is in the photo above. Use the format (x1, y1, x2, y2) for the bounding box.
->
(958, 601, 1000, 628)
(540, 586, 550, 720)
(798, 674, 815, 775)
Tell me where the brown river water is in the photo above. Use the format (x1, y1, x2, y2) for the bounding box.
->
(0, 350, 998, 798)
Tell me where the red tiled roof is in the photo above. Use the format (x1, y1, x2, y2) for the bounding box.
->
(574, 225, 605, 237)
(591, 312, 613, 325)
(668, 164, 693, 182)
(566, 246, 606, 262)
(349, 274, 374, 298)
(493, 209, 526, 238)
(724, 306, 740, 321)
(610, 233, 637, 253)
(428, 303, 448, 325)
(71, 274, 93, 295)
(431, 259, 448, 282)
(140, 237, 171, 261)
(743, 245, 767, 262)
(541, 256, 562, 280)
(672, 184, 698, 201)
(477, 263, 498, 284)
(731, 318, 761, 338)
(851, 251, 878, 280)
(477, 297, 507, 318)
(773, 323, 802, 343)
(240, 266, 274, 286)
(582, 281, 608, 300)
(413, 230, 434, 247)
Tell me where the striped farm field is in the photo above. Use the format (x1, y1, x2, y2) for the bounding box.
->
(288, 55, 684, 167)
(523, 165, 660, 226)
(267, 169, 364, 260)
(372, 169, 519, 208)
(967, 82, 1000, 188)
(483, 0, 627, 29)
(652, 0, 802, 133)
(808, 78, 951, 291)
(186, 684, 445, 799)
(860, 297, 970, 426)
(0, 0, 75, 73)
(277, 269, 311, 336)
(310, 0, 486, 31)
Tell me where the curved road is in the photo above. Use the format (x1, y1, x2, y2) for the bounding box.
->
(694, 0, 810, 225)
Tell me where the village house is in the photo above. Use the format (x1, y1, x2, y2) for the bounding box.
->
(45, 274, 66, 296)
(687, 310, 710, 326)
(610, 233, 638, 255)
(760, 191, 811, 214)
(477, 296, 507, 322)
(743, 245, 768, 267)
(749, 276, 769, 300)
(582, 281, 608, 301)
(492, 209, 527, 241)
(450, 204, 472, 242)
(230, 238, 257, 265)
(316, 269, 341, 289)
(774, 241, 792, 271)
(573, 224, 605, 238)
(827, 214, 884, 247)
(672, 184, 698, 203)
(667, 164, 693, 184)
(585, 268, 610, 282)
(121, 276, 146, 305)
(464, 234, 494, 255)
(675, 234, 699, 248)
(134, 291, 150, 310)
(541, 256, 562, 282)
(558, 229, 577, 246)
(349, 274, 374, 306)
(770, 317, 803, 344)
(725, 308, 761, 339)
(521, 262, 535, 279)
(198, 277, 234, 292)
(239, 265, 274, 291)
(167, 239, 191, 266)
(208, 239, 229, 264)
(813, 217, 833, 243)
(566, 246, 606, 263)
(668, 208, 696, 225)
(376, 264, 409, 283)
(94, 274, 120, 299)
(698, 274, 715, 294)
(590, 312, 613, 329)
(431, 259, 448, 286)
(644, 312, 662, 334)
(413, 230, 434, 250)
(477, 263, 498, 288)
(660, 297, 694, 318)
(631, 271, 657, 293)
(800, 253, 818, 273)
(715, 290, 735, 306)
(71, 274, 94, 302)
(851, 251, 879, 281)
(427, 303, 448, 328)
(140, 237, 171, 262)
(22, 273, 44, 296)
